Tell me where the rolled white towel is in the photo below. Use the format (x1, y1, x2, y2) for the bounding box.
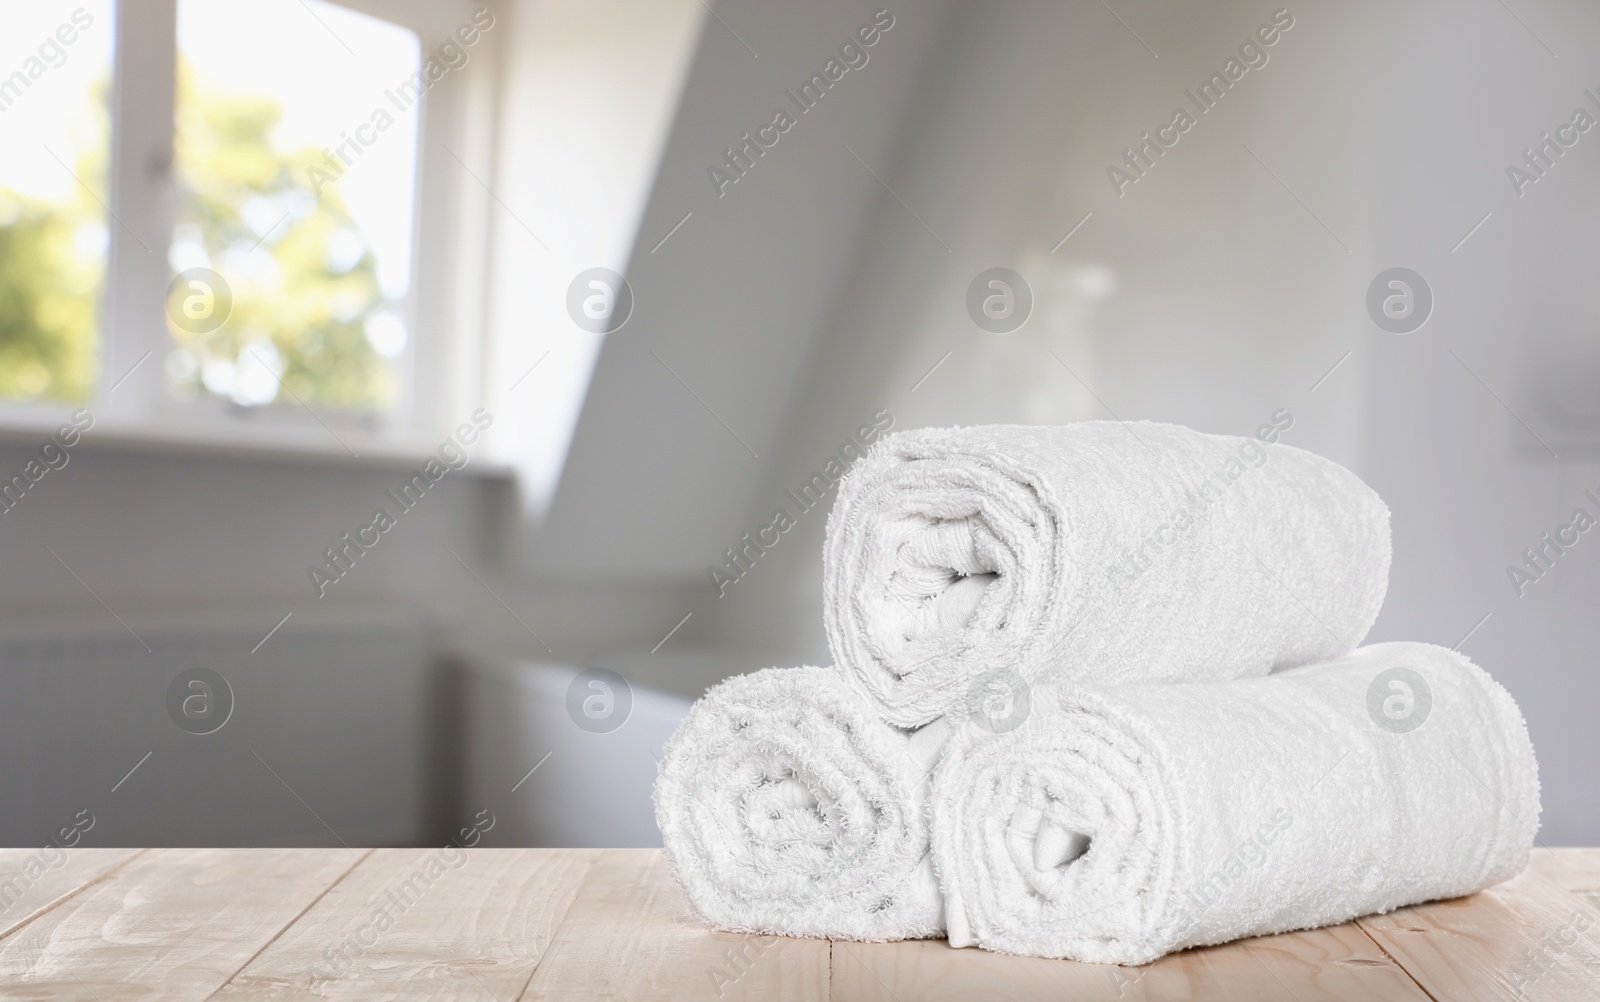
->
(654, 666, 949, 940)
(931, 642, 1541, 965)
(823, 421, 1392, 727)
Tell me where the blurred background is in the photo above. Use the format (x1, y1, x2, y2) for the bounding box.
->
(0, 0, 1595, 849)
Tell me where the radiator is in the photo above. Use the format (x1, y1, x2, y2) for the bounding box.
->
(0, 603, 440, 847)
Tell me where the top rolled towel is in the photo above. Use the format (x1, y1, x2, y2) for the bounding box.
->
(823, 420, 1391, 727)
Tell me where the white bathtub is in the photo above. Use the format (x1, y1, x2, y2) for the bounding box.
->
(452, 649, 748, 847)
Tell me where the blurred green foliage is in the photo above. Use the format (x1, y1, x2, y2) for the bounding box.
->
(0, 99, 105, 403)
(169, 59, 396, 410)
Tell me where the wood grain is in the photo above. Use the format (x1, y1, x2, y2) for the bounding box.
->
(0, 848, 144, 943)
(1136, 924, 1433, 1002)
(832, 920, 1431, 1001)
(0, 847, 360, 1001)
(517, 848, 830, 1001)
(831, 936, 1118, 1000)
(1358, 864, 1600, 1001)
(213, 848, 597, 1000)
(0, 848, 1592, 999)
(1530, 847, 1600, 896)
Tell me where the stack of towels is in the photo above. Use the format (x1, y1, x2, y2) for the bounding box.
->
(654, 421, 1540, 965)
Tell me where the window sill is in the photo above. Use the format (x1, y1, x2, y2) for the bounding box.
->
(0, 414, 517, 479)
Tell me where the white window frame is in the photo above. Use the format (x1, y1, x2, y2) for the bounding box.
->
(0, 0, 499, 459)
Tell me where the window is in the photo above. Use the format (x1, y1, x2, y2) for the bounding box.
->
(168, 0, 421, 413)
(0, 0, 495, 455)
(0, 2, 115, 404)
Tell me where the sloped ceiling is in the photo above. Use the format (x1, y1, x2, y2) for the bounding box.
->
(536, 0, 956, 576)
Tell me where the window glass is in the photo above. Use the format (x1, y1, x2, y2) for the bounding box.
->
(170, 0, 421, 411)
(0, 2, 115, 403)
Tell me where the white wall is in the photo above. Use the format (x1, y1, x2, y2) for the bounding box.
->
(576, 0, 1599, 842)
(481, 0, 707, 522)
(694, 0, 1384, 655)
(1357, 0, 1600, 844)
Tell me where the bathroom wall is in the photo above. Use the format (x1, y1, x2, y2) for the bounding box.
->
(566, 0, 1600, 842)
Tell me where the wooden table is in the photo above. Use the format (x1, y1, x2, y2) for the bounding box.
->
(0, 847, 1596, 999)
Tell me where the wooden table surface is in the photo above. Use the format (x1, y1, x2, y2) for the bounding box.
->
(0, 847, 1596, 999)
